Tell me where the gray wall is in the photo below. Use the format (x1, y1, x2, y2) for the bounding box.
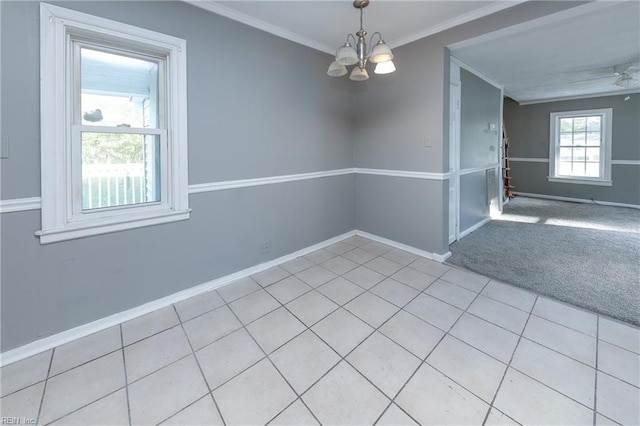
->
(352, 1, 578, 255)
(0, 0, 589, 351)
(355, 174, 446, 254)
(460, 171, 490, 231)
(459, 69, 501, 170)
(504, 95, 640, 205)
(0, 1, 354, 351)
(458, 68, 501, 231)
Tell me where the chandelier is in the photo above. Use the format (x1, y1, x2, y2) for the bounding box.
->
(327, 0, 395, 81)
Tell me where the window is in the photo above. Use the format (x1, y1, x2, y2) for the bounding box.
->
(38, 4, 189, 243)
(549, 108, 612, 186)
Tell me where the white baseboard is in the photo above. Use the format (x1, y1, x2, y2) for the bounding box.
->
(514, 192, 640, 210)
(355, 230, 452, 262)
(0, 230, 355, 367)
(458, 217, 491, 239)
(1, 229, 453, 366)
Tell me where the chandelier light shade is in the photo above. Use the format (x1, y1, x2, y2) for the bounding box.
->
(370, 41, 393, 64)
(350, 67, 369, 81)
(374, 60, 396, 75)
(327, 0, 395, 81)
(336, 43, 359, 66)
(327, 61, 348, 77)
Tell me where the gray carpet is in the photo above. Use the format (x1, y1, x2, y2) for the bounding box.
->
(448, 197, 640, 326)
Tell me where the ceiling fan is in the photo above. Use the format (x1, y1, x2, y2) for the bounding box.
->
(570, 62, 640, 88)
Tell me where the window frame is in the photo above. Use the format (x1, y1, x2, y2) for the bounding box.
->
(548, 108, 613, 186)
(38, 3, 189, 244)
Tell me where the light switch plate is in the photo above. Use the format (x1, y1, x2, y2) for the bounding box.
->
(1, 136, 8, 159)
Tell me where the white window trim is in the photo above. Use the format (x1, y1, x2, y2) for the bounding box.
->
(548, 108, 613, 186)
(38, 3, 189, 244)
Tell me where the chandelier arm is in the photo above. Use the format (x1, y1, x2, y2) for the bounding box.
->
(346, 33, 356, 46)
(367, 32, 383, 57)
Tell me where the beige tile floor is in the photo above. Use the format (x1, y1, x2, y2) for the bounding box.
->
(1, 236, 639, 425)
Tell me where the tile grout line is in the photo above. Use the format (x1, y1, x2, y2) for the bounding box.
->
(0, 240, 600, 425)
(119, 325, 132, 426)
(34, 348, 55, 425)
(43, 388, 127, 425)
(481, 295, 540, 425)
(300, 249, 465, 424)
(374, 278, 493, 426)
(191, 265, 601, 426)
(257, 243, 423, 422)
(413, 286, 608, 415)
(169, 304, 228, 426)
(17, 238, 624, 425)
(219, 290, 325, 426)
(229, 243, 425, 423)
(280, 260, 430, 424)
(33, 250, 440, 421)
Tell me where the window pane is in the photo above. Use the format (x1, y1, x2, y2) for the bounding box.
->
(81, 132, 160, 210)
(587, 116, 601, 132)
(560, 134, 572, 146)
(571, 163, 586, 176)
(573, 132, 586, 146)
(558, 161, 573, 176)
(573, 147, 586, 161)
(586, 132, 601, 146)
(559, 147, 572, 161)
(560, 118, 573, 133)
(81, 48, 159, 128)
(573, 117, 586, 132)
(585, 162, 600, 177)
(586, 147, 600, 162)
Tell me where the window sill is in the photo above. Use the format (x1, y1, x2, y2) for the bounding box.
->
(36, 209, 190, 244)
(547, 177, 612, 186)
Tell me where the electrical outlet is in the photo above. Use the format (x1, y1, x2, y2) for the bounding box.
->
(261, 240, 271, 254)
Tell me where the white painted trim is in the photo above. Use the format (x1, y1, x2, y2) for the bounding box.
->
(548, 108, 613, 186)
(547, 177, 612, 187)
(458, 216, 491, 239)
(459, 164, 500, 176)
(35, 211, 191, 244)
(0, 197, 42, 214)
(389, 1, 525, 50)
(0, 228, 456, 366)
(355, 230, 451, 263)
(184, 1, 522, 55)
(611, 160, 640, 166)
(514, 192, 640, 210)
(38, 3, 190, 245)
(518, 89, 640, 106)
(0, 230, 356, 366)
(2, 168, 452, 214)
(188, 168, 353, 194)
(184, 1, 334, 55)
(450, 57, 503, 91)
(508, 157, 549, 163)
(354, 168, 450, 181)
(448, 1, 619, 52)
(506, 158, 638, 166)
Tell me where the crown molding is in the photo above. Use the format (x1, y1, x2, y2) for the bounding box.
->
(516, 89, 640, 105)
(389, 1, 527, 49)
(184, 1, 524, 56)
(183, 0, 335, 55)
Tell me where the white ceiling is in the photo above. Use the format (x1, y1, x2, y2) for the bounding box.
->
(188, 0, 640, 103)
(449, 1, 640, 103)
(189, 1, 523, 54)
